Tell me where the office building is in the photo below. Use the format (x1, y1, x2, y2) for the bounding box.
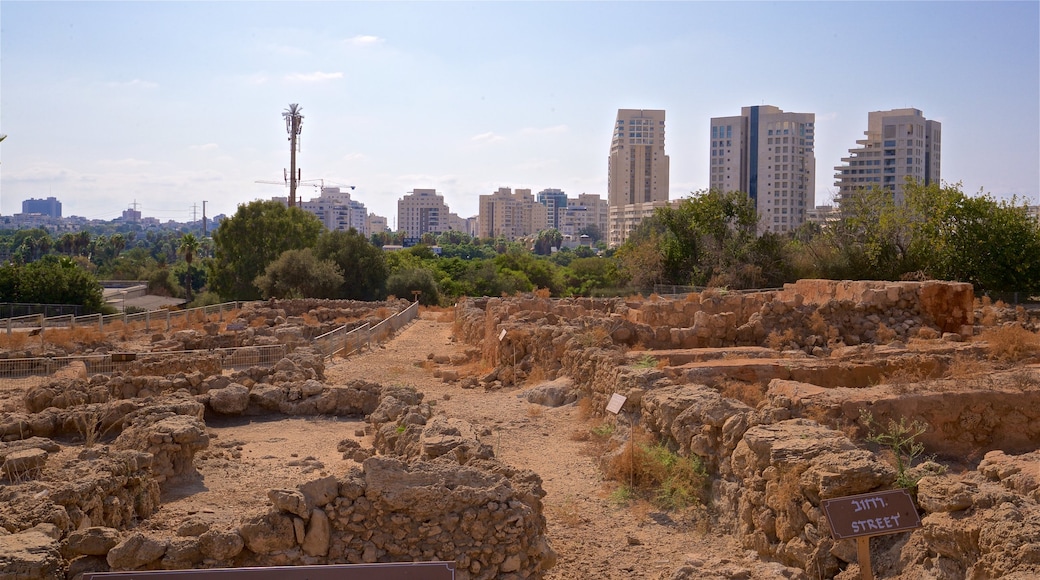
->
(710, 105, 815, 233)
(607, 109, 670, 246)
(478, 188, 547, 240)
(834, 108, 941, 204)
(21, 197, 62, 218)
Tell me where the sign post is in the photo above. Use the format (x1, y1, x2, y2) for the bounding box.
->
(821, 488, 921, 580)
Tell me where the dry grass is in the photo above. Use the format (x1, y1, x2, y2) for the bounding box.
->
(42, 326, 107, 350)
(550, 496, 585, 528)
(717, 380, 765, 408)
(0, 332, 30, 351)
(421, 305, 455, 323)
(576, 326, 613, 349)
(454, 359, 494, 379)
(766, 328, 797, 351)
(533, 287, 551, 299)
(945, 352, 994, 379)
(979, 325, 1040, 362)
(524, 363, 547, 385)
(577, 397, 596, 420)
(808, 311, 830, 336)
(876, 323, 897, 343)
(526, 404, 544, 418)
(604, 427, 708, 510)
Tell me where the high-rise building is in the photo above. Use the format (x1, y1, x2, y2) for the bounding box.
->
(834, 108, 941, 204)
(299, 187, 368, 234)
(710, 105, 816, 234)
(607, 109, 670, 246)
(21, 197, 62, 217)
(368, 213, 389, 235)
(537, 188, 569, 230)
(478, 188, 547, 240)
(398, 189, 451, 237)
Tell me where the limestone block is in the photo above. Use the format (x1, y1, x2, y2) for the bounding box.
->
(106, 533, 167, 570)
(198, 529, 244, 561)
(268, 489, 309, 519)
(239, 512, 297, 554)
(302, 509, 331, 557)
(208, 383, 250, 415)
(66, 526, 121, 556)
(0, 530, 63, 580)
(917, 476, 975, 513)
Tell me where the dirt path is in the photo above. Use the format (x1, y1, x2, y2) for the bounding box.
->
(324, 315, 759, 579)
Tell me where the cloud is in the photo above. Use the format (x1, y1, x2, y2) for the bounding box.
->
(190, 143, 219, 152)
(105, 79, 159, 89)
(471, 132, 506, 144)
(343, 152, 369, 162)
(520, 125, 569, 136)
(345, 35, 384, 46)
(284, 71, 344, 83)
(816, 112, 839, 122)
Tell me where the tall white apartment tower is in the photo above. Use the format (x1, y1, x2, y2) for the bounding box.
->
(710, 105, 816, 234)
(607, 109, 670, 246)
(834, 108, 941, 204)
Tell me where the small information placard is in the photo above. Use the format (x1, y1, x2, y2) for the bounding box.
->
(822, 488, 921, 540)
(498, 328, 507, 341)
(605, 393, 627, 414)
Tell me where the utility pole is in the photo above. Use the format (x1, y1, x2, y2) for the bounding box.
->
(283, 104, 304, 208)
(202, 201, 208, 237)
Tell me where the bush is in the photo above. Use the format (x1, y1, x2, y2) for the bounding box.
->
(606, 429, 708, 510)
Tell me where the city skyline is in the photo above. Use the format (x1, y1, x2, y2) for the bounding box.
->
(2, 2, 1037, 225)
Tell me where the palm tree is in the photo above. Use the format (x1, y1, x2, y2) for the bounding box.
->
(179, 233, 201, 303)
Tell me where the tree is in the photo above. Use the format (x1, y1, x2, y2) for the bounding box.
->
(0, 256, 105, 312)
(386, 267, 441, 305)
(209, 200, 323, 300)
(533, 229, 563, 256)
(178, 233, 201, 302)
(314, 229, 389, 300)
(254, 248, 344, 299)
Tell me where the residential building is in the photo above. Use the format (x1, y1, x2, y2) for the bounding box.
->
(397, 189, 451, 237)
(21, 197, 62, 217)
(607, 109, 670, 246)
(834, 108, 941, 204)
(478, 187, 547, 240)
(557, 194, 608, 242)
(537, 188, 569, 230)
(299, 187, 368, 235)
(710, 105, 816, 234)
(368, 213, 388, 235)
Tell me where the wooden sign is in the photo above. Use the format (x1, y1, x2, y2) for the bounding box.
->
(498, 328, 507, 341)
(822, 488, 921, 580)
(822, 488, 921, 540)
(605, 393, 627, 414)
(85, 562, 455, 579)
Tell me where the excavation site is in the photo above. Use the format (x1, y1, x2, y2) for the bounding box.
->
(1, 279, 1039, 579)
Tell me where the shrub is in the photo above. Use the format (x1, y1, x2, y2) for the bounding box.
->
(605, 429, 708, 510)
(980, 324, 1040, 362)
(861, 410, 928, 490)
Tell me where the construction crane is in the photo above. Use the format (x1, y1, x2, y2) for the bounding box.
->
(302, 178, 355, 192)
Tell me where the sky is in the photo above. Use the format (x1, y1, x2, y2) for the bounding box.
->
(1, 1, 1038, 226)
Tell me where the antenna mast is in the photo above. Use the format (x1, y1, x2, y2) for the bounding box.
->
(282, 104, 304, 208)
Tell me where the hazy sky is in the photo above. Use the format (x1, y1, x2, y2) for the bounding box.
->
(2, 1, 1038, 225)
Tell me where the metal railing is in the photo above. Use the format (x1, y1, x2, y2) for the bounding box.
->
(4, 301, 247, 335)
(313, 323, 370, 359)
(0, 303, 83, 318)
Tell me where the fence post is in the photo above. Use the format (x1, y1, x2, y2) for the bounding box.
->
(99, 313, 104, 333)
(145, 310, 150, 331)
(166, 310, 171, 331)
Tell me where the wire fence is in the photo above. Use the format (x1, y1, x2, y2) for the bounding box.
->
(0, 303, 83, 318)
(652, 284, 784, 296)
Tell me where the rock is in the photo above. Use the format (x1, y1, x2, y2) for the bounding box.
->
(239, 513, 296, 554)
(197, 529, 244, 561)
(106, 533, 167, 570)
(268, 489, 309, 519)
(521, 377, 577, 408)
(161, 537, 203, 568)
(301, 509, 331, 557)
(208, 383, 250, 414)
(0, 530, 63, 579)
(2, 448, 48, 480)
(917, 476, 975, 512)
(66, 526, 121, 556)
(176, 518, 210, 537)
(299, 476, 339, 509)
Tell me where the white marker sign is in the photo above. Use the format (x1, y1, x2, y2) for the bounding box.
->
(498, 329, 507, 341)
(605, 393, 627, 414)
